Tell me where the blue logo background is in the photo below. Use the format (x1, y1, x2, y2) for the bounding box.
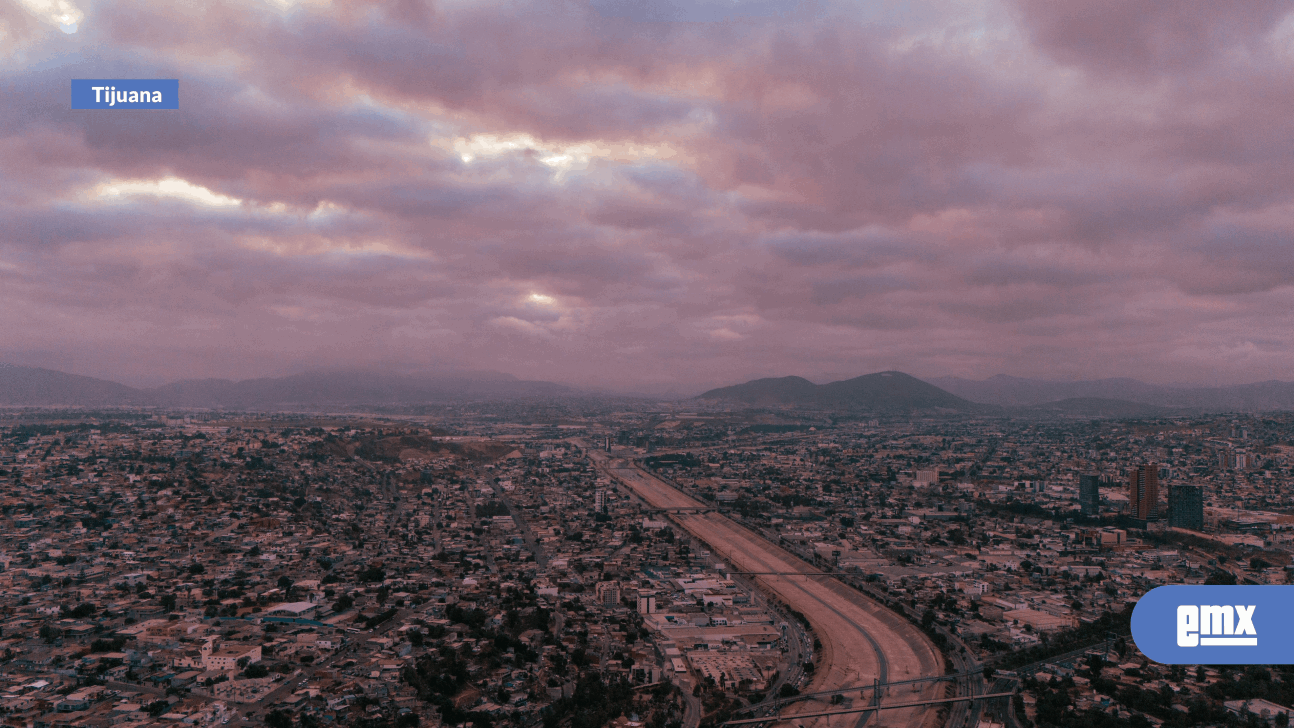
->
(1132, 585, 1294, 664)
(71, 79, 179, 109)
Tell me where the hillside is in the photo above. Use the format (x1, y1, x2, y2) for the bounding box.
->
(698, 371, 987, 413)
(0, 363, 145, 406)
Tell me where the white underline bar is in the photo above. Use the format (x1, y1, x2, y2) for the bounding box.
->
(1200, 637, 1258, 646)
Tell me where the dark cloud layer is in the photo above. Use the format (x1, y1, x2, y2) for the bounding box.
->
(3, 0, 1294, 392)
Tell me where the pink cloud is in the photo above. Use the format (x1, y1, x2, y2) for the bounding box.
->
(1, 0, 1294, 390)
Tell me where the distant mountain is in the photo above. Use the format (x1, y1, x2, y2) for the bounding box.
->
(697, 371, 988, 413)
(694, 376, 820, 407)
(926, 374, 1294, 412)
(149, 371, 573, 408)
(0, 363, 146, 406)
(925, 375, 1166, 407)
(1009, 397, 1180, 419)
(0, 364, 575, 409)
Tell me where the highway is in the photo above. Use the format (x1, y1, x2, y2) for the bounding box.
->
(588, 450, 944, 728)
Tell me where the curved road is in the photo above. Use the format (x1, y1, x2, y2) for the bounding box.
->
(591, 452, 943, 728)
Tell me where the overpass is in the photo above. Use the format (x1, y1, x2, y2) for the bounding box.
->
(732, 669, 987, 714)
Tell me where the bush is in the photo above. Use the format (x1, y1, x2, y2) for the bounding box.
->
(244, 664, 270, 679)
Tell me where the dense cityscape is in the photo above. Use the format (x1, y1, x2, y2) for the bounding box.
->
(2, 405, 1293, 728)
(8, 0, 1294, 727)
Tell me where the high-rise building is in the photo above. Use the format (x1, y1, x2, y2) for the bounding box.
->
(914, 469, 939, 485)
(594, 489, 607, 514)
(637, 594, 656, 614)
(1079, 475, 1101, 516)
(1169, 485, 1204, 531)
(1129, 465, 1159, 520)
(596, 581, 621, 606)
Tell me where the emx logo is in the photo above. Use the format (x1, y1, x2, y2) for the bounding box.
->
(1177, 605, 1256, 646)
(1133, 586, 1293, 664)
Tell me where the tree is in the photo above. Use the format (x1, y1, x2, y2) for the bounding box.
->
(1086, 653, 1104, 679)
(1205, 570, 1237, 585)
(159, 594, 177, 612)
(64, 602, 96, 618)
(265, 709, 292, 728)
(145, 701, 170, 717)
(244, 663, 269, 679)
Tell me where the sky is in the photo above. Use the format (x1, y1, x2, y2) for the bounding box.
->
(3, 0, 1294, 393)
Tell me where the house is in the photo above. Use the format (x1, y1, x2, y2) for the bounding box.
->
(265, 601, 318, 619)
(201, 641, 262, 671)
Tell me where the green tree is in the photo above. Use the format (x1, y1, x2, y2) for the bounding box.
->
(244, 663, 269, 679)
(145, 701, 170, 717)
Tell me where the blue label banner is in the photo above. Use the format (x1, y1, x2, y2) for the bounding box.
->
(1132, 585, 1294, 664)
(71, 79, 179, 109)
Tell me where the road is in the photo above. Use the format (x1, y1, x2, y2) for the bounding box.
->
(588, 451, 943, 728)
(491, 480, 547, 568)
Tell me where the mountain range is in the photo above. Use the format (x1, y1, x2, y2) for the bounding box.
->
(7, 362, 1294, 415)
(698, 371, 1294, 416)
(925, 374, 1294, 412)
(0, 364, 572, 409)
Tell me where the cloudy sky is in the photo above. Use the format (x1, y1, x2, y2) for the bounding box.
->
(3, 0, 1294, 392)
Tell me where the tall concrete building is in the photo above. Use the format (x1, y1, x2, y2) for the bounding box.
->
(1079, 475, 1101, 516)
(637, 593, 656, 614)
(1169, 485, 1204, 531)
(594, 488, 607, 514)
(595, 581, 620, 606)
(1128, 465, 1159, 520)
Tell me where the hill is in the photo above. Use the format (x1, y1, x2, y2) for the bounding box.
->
(0, 363, 145, 406)
(693, 376, 819, 407)
(698, 371, 987, 413)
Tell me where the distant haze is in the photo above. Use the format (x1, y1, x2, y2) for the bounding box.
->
(5, 0, 1294, 390)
